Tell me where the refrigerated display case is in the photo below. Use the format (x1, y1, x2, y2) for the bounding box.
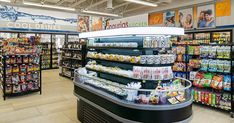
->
(52, 34, 65, 69)
(74, 27, 193, 123)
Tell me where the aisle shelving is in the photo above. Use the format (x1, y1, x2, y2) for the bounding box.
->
(172, 29, 233, 113)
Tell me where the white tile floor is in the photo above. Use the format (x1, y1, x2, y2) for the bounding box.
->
(0, 70, 233, 123)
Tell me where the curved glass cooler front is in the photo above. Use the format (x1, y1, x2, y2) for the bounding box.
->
(74, 70, 192, 107)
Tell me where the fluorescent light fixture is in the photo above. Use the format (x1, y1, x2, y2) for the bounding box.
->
(0, 0, 10, 2)
(79, 27, 184, 38)
(24, 2, 76, 11)
(124, 0, 157, 7)
(82, 10, 119, 17)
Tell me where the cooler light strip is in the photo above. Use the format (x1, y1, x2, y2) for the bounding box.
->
(79, 27, 184, 38)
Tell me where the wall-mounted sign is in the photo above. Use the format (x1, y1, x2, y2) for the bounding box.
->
(163, 11, 176, 27)
(77, 16, 90, 32)
(197, 4, 215, 28)
(106, 14, 148, 29)
(216, 0, 231, 17)
(148, 12, 163, 26)
(178, 8, 193, 29)
(90, 16, 103, 31)
(0, 5, 77, 31)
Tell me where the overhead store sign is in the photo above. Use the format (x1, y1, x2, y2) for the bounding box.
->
(0, 5, 77, 31)
(106, 14, 148, 29)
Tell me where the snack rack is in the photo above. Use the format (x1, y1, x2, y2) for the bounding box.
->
(59, 40, 86, 80)
(0, 37, 42, 100)
(74, 27, 193, 123)
(172, 29, 234, 115)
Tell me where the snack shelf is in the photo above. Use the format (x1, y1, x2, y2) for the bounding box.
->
(88, 46, 171, 51)
(4, 89, 40, 97)
(87, 58, 174, 67)
(173, 29, 233, 114)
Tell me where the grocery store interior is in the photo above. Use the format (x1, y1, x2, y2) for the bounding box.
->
(0, 0, 233, 123)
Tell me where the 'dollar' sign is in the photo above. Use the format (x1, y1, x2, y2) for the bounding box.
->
(0, 5, 77, 31)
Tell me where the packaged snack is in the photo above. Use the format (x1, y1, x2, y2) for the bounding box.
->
(140, 55, 147, 64)
(208, 93, 212, 104)
(142, 67, 152, 80)
(188, 46, 194, 55)
(16, 55, 22, 64)
(32, 72, 39, 79)
(176, 95, 186, 102)
(6, 65, 12, 75)
(10, 56, 15, 64)
(194, 90, 198, 101)
(177, 46, 186, 54)
(21, 84, 27, 92)
(5, 85, 12, 94)
(5, 76, 12, 84)
(202, 73, 213, 87)
(34, 64, 40, 71)
(23, 55, 29, 63)
(5, 56, 11, 64)
(201, 91, 205, 102)
(216, 46, 223, 58)
(12, 64, 19, 73)
(146, 55, 154, 64)
(223, 46, 231, 59)
(200, 59, 209, 71)
(152, 67, 162, 80)
(168, 97, 179, 104)
(208, 60, 217, 72)
(194, 46, 200, 55)
(200, 46, 209, 58)
(208, 46, 217, 58)
(160, 55, 168, 64)
(12, 74, 20, 84)
(216, 60, 224, 72)
(27, 64, 34, 72)
(223, 61, 231, 73)
(204, 92, 209, 103)
(212, 93, 216, 105)
(133, 67, 142, 79)
(20, 64, 27, 73)
(223, 75, 231, 91)
(211, 75, 223, 90)
(13, 85, 21, 93)
(153, 55, 161, 64)
(28, 55, 33, 63)
(27, 73, 32, 81)
(27, 82, 33, 90)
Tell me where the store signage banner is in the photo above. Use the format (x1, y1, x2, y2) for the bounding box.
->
(77, 16, 90, 32)
(163, 11, 176, 27)
(178, 8, 193, 29)
(0, 5, 77, 31)
(197, 4, 216, 28)
(148, 12, 163, 26)
(106, 14, 148, 29)
(216, 0, 231, 17)
(90, 16, 103, 31)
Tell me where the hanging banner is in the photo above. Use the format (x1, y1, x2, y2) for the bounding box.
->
(106, 14, 148, 29)
(216, 0, 231, 17)
(197, 4, 215, 28)
(178, 8, 193, 29)
(90, 16, 103, 31)
(163, 11, 176, 27)
(148, 12, 163, 26)
(77, 16, 90, 32)
(0, 5, 77, 31)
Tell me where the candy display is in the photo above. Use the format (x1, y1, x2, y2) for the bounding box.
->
(87, 52, 175, 65)
(88, 42, 138, 48)
(193, 89, 231, 110)
(1, 37, 41, 100)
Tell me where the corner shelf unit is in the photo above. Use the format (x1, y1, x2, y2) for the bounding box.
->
(172, 29, 234, 114)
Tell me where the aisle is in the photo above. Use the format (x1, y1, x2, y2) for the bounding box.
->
(0, 69, 80, 123)
(0, 70, 233, 123)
